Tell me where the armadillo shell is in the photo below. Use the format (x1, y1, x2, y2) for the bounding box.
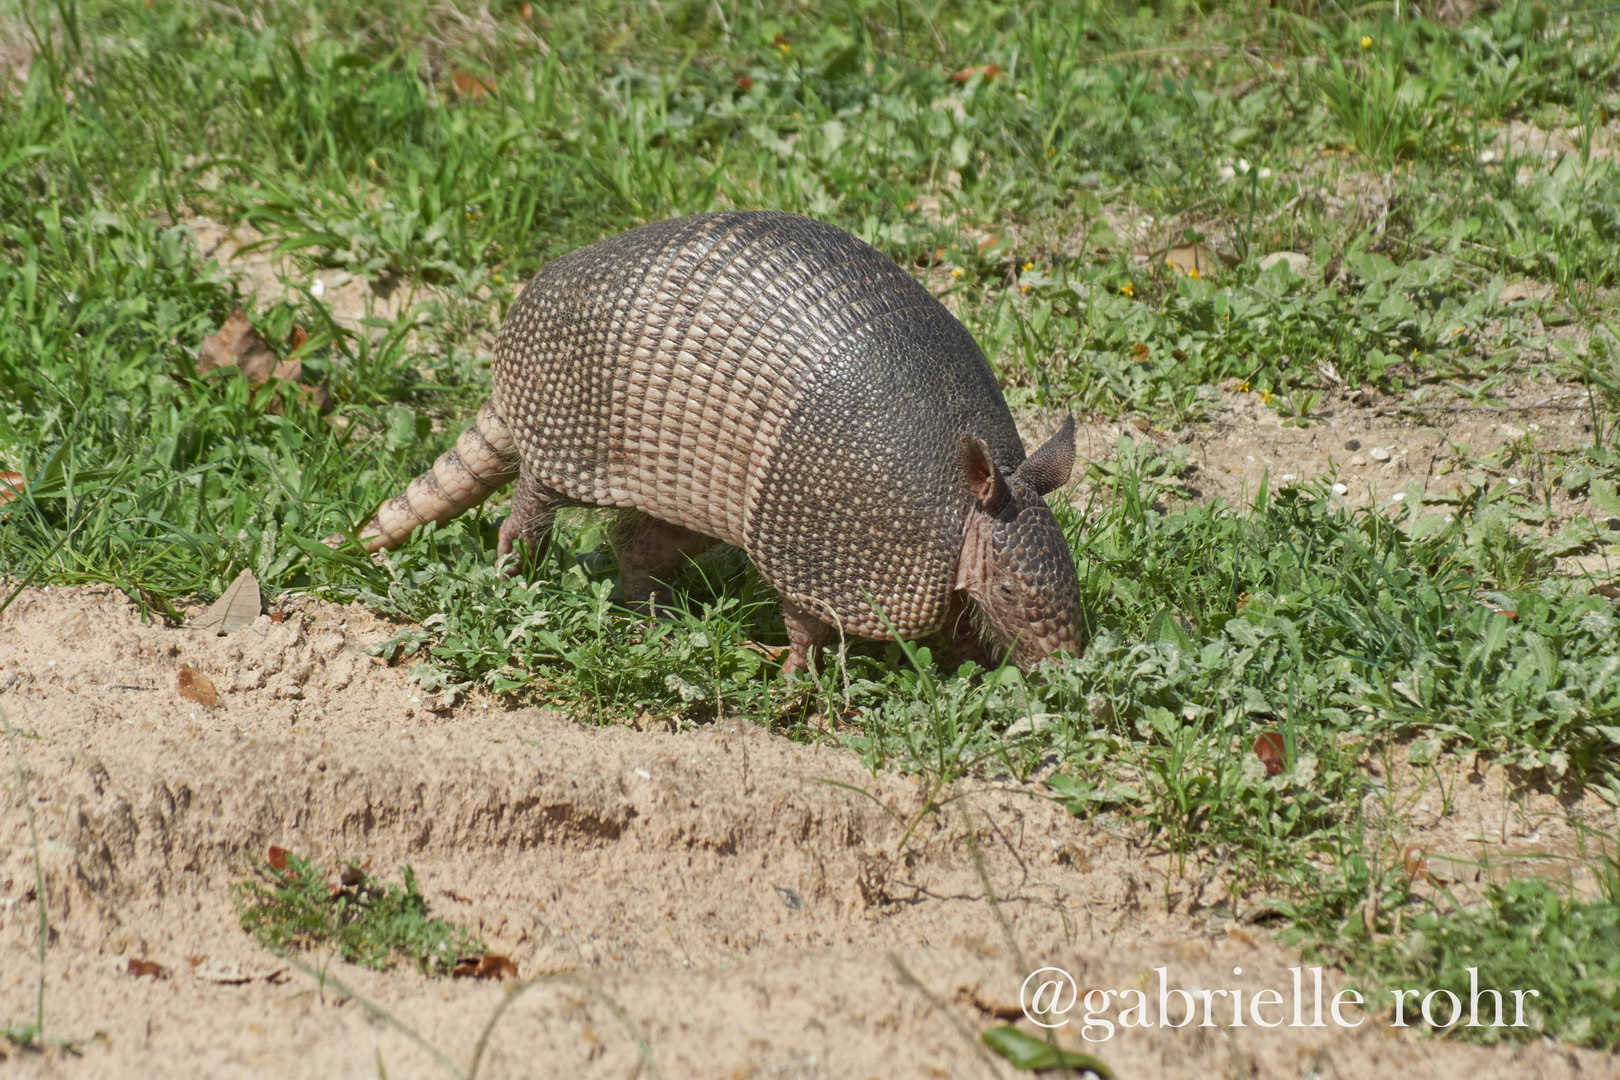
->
(493, 211, 1024, 639)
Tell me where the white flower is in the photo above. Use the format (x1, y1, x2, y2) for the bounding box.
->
(1237, 158, 1251, 175)
(1507, 477, 1520, 485)
(1280, 473, 1297, 482)
(1331, 483, 1349, 496)
(1391, 492, 1406, 503)
(310, 279, 325, 298)
(1219, 165, 1236, 181)
(1257, 167, 1272, 180)
(1480, 149, 1497, 164)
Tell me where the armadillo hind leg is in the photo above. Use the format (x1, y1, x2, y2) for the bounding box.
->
(497, 472, 566, 577)
(780, 598, 832, 676)
(613, 512, 715, 614)
(352, 400, 520, 553)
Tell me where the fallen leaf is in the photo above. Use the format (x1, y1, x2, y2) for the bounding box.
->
(1402, 844, 1428, 882)
(196, 311, 330, 412)
(0, 471, 23, 507)
(452, 70, 494, 98)
(177, 664, 221, 708)
(735, 75, 754, 91)
(191, 567, 262, 635)
(453, 955, 519, 980)
(772, 33, 791, 47)
(1252, 732, 1286, 777)
(1131, 343, 1150, 362)
(267, 845, 290, 871)
(1596, 582, 1620, 600)
(187, 955, 209, 968)
(197, 309, 279, 384)
(287, 323, 308, 351)
(520, 2, 532, 16)
(951, 63, 1003, 84)
(269, 611, 285, 624)
(127, 958, 169, 979)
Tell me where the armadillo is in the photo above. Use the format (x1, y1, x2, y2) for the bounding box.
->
(345, 211, 1082, 673)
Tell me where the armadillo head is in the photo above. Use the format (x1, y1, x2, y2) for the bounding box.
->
(955, 417, 1082, 671)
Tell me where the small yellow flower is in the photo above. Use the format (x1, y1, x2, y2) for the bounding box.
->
(368, 158, 379, 169)
(1121, 282, 1134, 297)
(1187, 267, 1201, 280)
(1021, 261, 1033, 272)
(1046, 146, 1056, 158)
(1020, 283, 1032, 294)
(950, 267, 965, 279)
(1360, 35, 1373, 49)
(1261, 390, 1274, 405)
(1238, 380, 1251, 393)
(493, 273, 504, 284)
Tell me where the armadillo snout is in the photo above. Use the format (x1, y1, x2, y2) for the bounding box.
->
(969, 494, 1083, 672)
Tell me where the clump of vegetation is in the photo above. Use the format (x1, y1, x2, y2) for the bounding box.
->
(236, 851, 484, 976)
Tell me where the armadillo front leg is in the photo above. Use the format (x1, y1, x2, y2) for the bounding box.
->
(780, 598, 831, 676)
(613, 512, 714, 613)
(497, 472, 565, 577)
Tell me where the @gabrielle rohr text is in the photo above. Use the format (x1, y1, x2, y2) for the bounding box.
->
(1020, 966, 1540, 1042)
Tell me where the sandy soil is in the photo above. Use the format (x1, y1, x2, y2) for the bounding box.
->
(2, 584, 1616, 1080)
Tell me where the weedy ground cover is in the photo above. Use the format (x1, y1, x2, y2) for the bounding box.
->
(2, 0, 1620, 1051)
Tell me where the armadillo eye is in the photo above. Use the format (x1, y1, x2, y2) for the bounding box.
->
(998, 583, 1016, 602)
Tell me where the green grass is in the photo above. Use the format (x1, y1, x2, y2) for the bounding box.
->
(236, 852, 485, 977)
(2, 0, 1620, 1050)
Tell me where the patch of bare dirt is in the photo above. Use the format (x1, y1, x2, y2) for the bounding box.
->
(1, 586, 1615, 1078)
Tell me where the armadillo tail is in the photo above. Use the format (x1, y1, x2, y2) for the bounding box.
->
(341, 400, 521, 553)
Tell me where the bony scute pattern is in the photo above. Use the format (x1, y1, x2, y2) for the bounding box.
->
(348, 211, 1083, 673)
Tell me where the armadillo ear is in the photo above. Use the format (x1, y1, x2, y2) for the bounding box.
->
(959, 434, 1009, 513)
(1015, 415, 1076, 496)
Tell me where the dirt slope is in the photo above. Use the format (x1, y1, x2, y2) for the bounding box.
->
(0, 586, 1614, 1078)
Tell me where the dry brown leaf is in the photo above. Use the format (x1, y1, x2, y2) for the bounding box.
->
(951, 63, 1002, 84)
(1595, 582, 1620, 600)
(191, 567, 262, 635)
(1402, 844, 1428, 882)
(127, 958, 170, 979)
(187, 955, 209, 968)
(197, 309, 279, 383)
(0, 471, 23, 507)
(735, 75, 754, 91)
(267, 845, 290, 871)
(452, 70, 494, 98)
(288, 323, 309, 351)
(176, 664, 221, 708)
(453, 954, 519, 980)
(1252, 732, 1286, 777)
(1131, 343, 1150, 362)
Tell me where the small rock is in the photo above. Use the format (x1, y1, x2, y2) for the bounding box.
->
(1349, 455, 1365, 467)
(1370, 447, 1391, 462)
(1258, 251, 1311, 276)
(1344, 439, 1361, 451)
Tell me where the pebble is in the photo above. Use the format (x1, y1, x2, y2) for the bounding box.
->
(1349, 455, 1365, 467)
(1370, 447, 1391, 462)
(1331, 483, 1349, 496)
